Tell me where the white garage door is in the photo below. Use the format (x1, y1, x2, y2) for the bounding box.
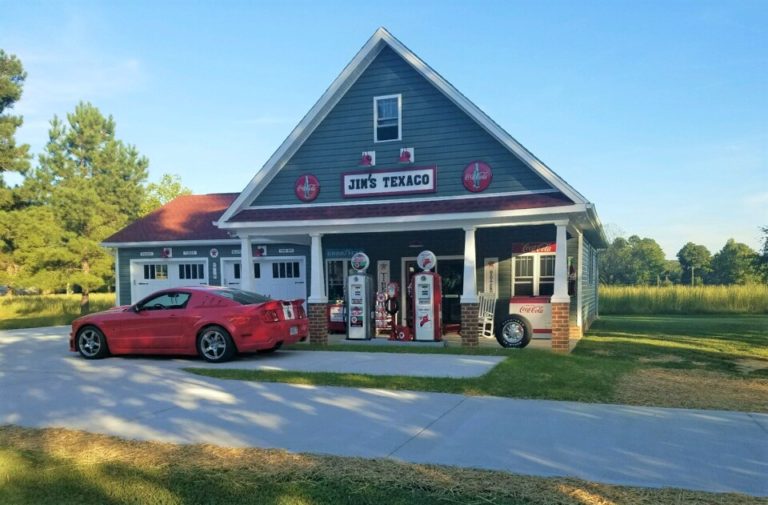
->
(220, 258, 306, 302)
(259, 259, 306, 301)
(130, 260, 208, 302)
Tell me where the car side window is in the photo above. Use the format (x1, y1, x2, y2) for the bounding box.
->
(139, 292, 191, 311)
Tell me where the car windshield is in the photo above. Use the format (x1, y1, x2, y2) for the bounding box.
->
(215, 288, 273, 305)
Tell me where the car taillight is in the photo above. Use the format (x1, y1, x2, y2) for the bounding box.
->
(261, 309, 280, 323)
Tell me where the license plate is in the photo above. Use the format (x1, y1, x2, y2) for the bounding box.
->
(290, 326, 298, 336)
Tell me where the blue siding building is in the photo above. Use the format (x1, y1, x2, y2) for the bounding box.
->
(105, 28, 606, 351)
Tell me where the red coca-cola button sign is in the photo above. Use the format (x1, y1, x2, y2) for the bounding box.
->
(462, 161, 492, 193)
(295, 174, 320, 202)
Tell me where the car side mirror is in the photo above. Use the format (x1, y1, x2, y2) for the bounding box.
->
(132, 305, 141, 313)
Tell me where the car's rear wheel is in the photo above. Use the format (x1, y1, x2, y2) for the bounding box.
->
(197, 325, 236, 363)
(76, 326, 110, 359)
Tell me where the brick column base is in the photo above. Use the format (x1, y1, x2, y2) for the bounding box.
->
(551, 302, 570, 352)
(308, 303, 328, 345)
(460, 303, 480, 347)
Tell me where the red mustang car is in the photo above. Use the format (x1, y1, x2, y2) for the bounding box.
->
(70, 286, 308, 363)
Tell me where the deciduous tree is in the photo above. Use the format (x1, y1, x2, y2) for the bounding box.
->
(141, 173, 192, 215)
(677, 242, 711, 285)
(709, 239, 760, 285)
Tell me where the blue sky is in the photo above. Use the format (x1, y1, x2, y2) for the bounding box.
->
(1, 0, 766, 258)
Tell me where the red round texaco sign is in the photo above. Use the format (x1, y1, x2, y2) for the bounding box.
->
(294, 174, 320, 202)
(462, 161, 492, 193)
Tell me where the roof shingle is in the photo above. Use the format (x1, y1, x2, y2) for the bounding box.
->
(104, 193, 238, 243)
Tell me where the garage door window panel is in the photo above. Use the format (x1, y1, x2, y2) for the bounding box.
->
(144, 264, 168, 280)
(179, 263, 205, 280)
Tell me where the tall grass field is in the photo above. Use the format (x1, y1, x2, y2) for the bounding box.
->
(600, 284, 768, 314)
(0, 293, 116, 330)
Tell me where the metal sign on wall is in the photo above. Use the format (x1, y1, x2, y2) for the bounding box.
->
(341, 166, 436, 198)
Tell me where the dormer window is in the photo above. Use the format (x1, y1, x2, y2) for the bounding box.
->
(374, 94, 401, 142)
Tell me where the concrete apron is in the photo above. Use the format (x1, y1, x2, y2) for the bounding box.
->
(1, 326, 766, 497)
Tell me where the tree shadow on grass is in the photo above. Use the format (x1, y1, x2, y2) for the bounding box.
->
(576, 315, 768, 376)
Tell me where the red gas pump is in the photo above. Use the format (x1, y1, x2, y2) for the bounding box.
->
(386, 282, 413, 341)
(410, 250, 442, 341)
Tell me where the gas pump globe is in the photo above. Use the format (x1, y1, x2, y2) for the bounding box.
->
(411, 250, 443, 341)
(346, 252, 374, 340)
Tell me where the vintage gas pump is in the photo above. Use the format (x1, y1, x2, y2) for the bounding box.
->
(346, 252, 374, 340)
(410, 250, 442, 341)
(385, 281, 413, 341)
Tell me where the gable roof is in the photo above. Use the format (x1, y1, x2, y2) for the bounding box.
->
(103, 193, 238, 245)
(219, 27, 590, 226)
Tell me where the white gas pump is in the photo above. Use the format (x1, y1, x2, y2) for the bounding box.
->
(346, 252, 374, 340)
(411, 250, 442, 342)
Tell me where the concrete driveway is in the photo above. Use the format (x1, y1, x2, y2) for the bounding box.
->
(1, 326, 766, 497)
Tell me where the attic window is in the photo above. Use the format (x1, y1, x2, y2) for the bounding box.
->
(374, 94, 401, 142)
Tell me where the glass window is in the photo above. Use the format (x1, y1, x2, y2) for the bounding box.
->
(326, 259, 346, 301)
(179, 263, 205, 280)
(214, 288, 272, 305)
(233, 263, 241, 279)
(539, 255, 555, 296)
(143, 264, 168, 280)
(271, 261, 301, 279)
(139, 292, 190, 310)
(513, 256, 534, 296)
(374, 95, 401, 142)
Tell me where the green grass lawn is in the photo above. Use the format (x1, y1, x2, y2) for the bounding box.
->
(1, 425, 762, 505)
(0, 294, 115, 330)
(188, 315, 768, 412)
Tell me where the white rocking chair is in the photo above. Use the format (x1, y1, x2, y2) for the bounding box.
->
(478, 292, 497, 339)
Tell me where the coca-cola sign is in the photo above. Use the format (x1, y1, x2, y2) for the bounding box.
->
(462, 161, 492, 193)
(519, 305, 545, 314)
(294, 174, 320, 202)
(511, 242, 557, 254)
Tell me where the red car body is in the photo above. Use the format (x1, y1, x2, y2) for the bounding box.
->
(69, 286, 308, 361)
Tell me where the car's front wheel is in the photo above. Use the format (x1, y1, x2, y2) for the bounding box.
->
(197, 325, 236, 363)
(76, 326, 110, 359)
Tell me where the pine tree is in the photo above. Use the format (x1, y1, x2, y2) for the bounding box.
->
(22, 102, 148, 311)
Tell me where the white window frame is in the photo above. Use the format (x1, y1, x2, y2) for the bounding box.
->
(373, 94, 402, 143)
(511, 253, 557, 297)
(325, 258, 350, 301)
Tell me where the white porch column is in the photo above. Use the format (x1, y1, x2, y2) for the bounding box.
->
(460, 226, 478, 303)
(240, 236, 255, 292)
(552, 223, 570, 303)
(308, 232, 327, 303)
(576, 229, 584, 327)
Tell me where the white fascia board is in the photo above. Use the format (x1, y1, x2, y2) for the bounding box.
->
(101, 239, 240, 248)
(218, 33, 387, 225)
(218, 204, 588, 235)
